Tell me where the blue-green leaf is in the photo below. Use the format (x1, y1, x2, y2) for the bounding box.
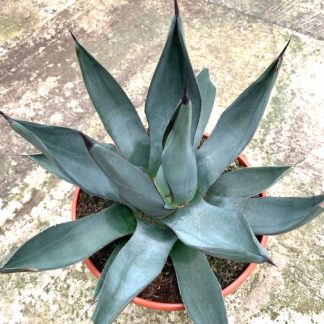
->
(27, 153, 74, 184)
(171, 241, 228, 324)
(0, 112, 121, 201)
(93, 238, 128, 302)
(162, 91, 197, 205)
(162, 198, 271, 263)
(154, 166, 172, 205)
(207, 195, 324, 235)
(86, 138, 170, 217)
(27, 144, 118, 186)
(193, 68, 216, 148)
(208, 166, 291, 198)
(27, 144, 118, 185)
(196, 42, 289, 193)
(0, 204, 136, 273)
(92, 220, 177, 324)
(72, 33, 150, 167)
(145, 12, 201, 175)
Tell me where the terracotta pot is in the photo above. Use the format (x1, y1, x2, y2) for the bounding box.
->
(71, 154, 268, 311)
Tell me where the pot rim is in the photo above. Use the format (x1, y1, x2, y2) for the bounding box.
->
(71, 153, 268, 312)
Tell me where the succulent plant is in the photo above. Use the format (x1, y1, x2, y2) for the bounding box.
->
(1, 1, 323, 323)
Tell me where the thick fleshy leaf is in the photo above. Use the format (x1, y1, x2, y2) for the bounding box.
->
(86, 138, 169, 217)
(171, 241, 228, 324)
(0, 112, 121, 201)
(71, 33, 150, 167)
(162, 198, 271, 263)
(92, 219, 177, 324)
(27, 153, 74, 184)
(196, 42, 289, 193)
(162, 92, 197, 204)
(26, 141, 119, 185)
(26, 146, 118, 185)
(208, 166, 291, 198)
(207, 195, 324, 235)
(0, 204, 136, 273)
(145, 9, 201, 175)
(93, 238, 128, 302)
(154, 166, 172, 205)
(162, 99, 182, 148)
(193, 68, 216, 148)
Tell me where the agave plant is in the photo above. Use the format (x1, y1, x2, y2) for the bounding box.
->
(1, 1, 323, 323)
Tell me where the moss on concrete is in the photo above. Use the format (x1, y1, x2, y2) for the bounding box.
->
(0, 14, 33, 43)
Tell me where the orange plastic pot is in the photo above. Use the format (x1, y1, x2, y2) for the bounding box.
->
(71, 153, 268, 311)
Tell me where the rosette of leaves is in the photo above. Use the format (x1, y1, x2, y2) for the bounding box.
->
(1, 1, 323, 323)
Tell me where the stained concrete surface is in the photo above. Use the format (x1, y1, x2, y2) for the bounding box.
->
(0, 0, 323, 323)
(208, 0, 324, 40)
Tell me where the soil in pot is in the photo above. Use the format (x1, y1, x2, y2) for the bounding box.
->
(76, 187, 257, 304)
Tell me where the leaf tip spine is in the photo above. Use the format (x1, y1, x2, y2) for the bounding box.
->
(0, 111, 14, 124)
(277, 37, 291, 61)
(79, 132, 94, 150)
(182, 82, 190, 105)
(265, 256, 277, 267)
(68, 29, 77, 42)
(18, 153, 31, 158)
(174, 0, 180, 18)
(0, 267, 39, 273)
(23, 268, 39, 272)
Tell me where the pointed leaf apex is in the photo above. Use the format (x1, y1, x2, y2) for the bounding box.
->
(181, 82, 190, 105)
(80, 132, 93, 150)
(272, 38, 291, 73)
(0, 111, 14, 124)
(0, 267, 39, 273)
(278, 38, 291, 60)
(68, 29, 78, 43)
(174, 0, 180, 17)
(18, 153, 42, 160)
(265, 255, 276, 266)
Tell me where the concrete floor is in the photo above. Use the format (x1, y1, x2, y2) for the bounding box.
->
(0, 0, 323, 323)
